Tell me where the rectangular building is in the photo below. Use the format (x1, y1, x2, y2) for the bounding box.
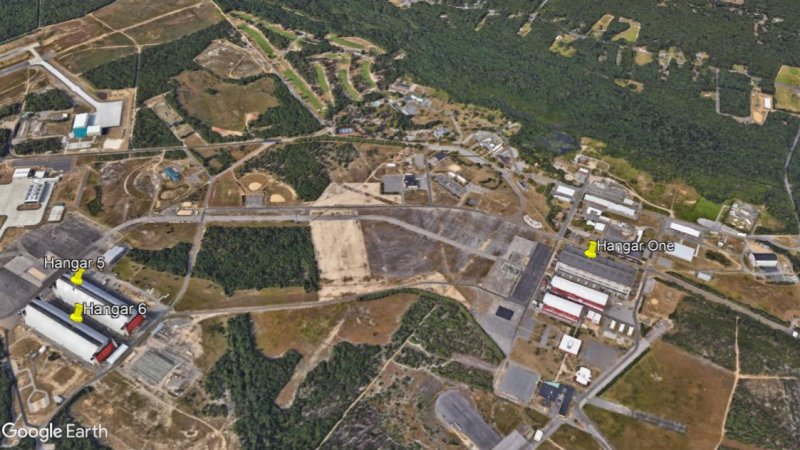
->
(669, 221, 703, 238)
(549, 276, 609, 311)
(583, 194, 637, 217)
(749, 253, 778, 268)
(23, 299, 116, 364)
(53, 276, 145, 335)
(555, 246, 637, 296)
(542, 293, 584, 324)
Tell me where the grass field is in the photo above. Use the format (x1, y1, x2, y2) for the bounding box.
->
(612, 17, 641, 43)
(124, 2, 223, 45)
(589, 14, 615, 39)
(586, 405, 689, 450)
(313, 62, 332, 101)
(175, 71, 279, 131)
(264, 22, 298, 40)
(337, 64, 362, 101)
(775, 65, 800, 112)
(704, 273, 800, 322)
(674, 197, 723, 222)
(239, 24, 275, 58)
(282, 68, 326, 113)
(359, 59, 377, 89)
(328, 33, 365, 50)
(602, 342, 734, 448)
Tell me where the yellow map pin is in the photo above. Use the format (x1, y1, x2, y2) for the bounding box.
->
(70, 268, 85, 286)
(584, 240, 598, 259)
(70, 303, 84, 323)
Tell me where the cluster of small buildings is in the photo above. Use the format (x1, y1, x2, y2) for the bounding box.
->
(21, 272, 144, 366)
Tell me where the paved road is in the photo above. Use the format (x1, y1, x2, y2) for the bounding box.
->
(435, 389, 501, 450)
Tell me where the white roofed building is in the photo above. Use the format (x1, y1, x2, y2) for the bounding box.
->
(53, 276, 145, 335)
(666, 242, 698, 262)
(23, 299, 117, 364)
(668, 221, 703, 238)
(558, 334, 582, 355)
(542, 293, 584, 323)
(550, 276, 609, 311)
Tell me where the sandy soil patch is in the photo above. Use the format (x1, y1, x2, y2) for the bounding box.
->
(311, 219, 371, 282)
(269, 194, 285, 203)
(448, 164, 461, 172)
(314, 182, 400, 206)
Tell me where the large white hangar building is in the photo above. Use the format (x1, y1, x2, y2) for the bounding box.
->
(23, 299, 117, 365)
(52, 276, 145, 336)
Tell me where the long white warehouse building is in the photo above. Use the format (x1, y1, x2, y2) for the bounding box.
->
(549, 276, 609, 311)
(542, 293, 584, 324)
(53, 276, 144, 336)
(23, 299, 117, 365)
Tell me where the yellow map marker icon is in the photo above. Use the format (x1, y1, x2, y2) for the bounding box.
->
(70, 268, 85, 286)
(584, 240, 598, 259)
(70, 303, 84, 323)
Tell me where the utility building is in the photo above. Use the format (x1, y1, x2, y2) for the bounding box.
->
(53, 276, 145, 336)
(555, 246, 637, 296)
(542, 293, 584, 324)
(549, 276, 609, 311)
(749, 253, 778, 268)
(23, 299, 117, 365)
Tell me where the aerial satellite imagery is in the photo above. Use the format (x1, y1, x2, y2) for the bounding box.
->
(0, 0, 799, 449)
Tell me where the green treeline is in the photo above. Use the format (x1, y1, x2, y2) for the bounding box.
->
(13, 138, 63, 155)
(191, 148, 237, 175)
(194, 226, 320, 294)
(718, 71, 752, 117)
(239, 141, 357, 200)
(0, 0, 37, 42)
(205, 292, 503, 448)
(131, 108, 181, 149)
(137, 22, 236, 103)
(250, 74, 321, 138)
(127, 242, 192, 276)
(206, 315, 381, 449)
(220, 0, 800, 231)
(83, 54, 138, 90)
(0, 103, 20, 119)
(23, 89, 74, 112)
(40, 0, 115, 26)
(0, 339, 12, 428)
(0, 129, 11, 157)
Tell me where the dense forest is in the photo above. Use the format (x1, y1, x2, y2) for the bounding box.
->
(13, 137, 63, 155)
(83, 54, 138, 90)
(191, 147, 237, 175)
(251, 75, 321, 138)
(220, 0, 800, 231)
(0, 103, 20, 120)
(23, 89, 73, 112)
(193, 226, 320, 294)
(0, 0, 37, 42)
(137, 22, 236, 103)
(239, 142, 358, 200)
(205, 292, 503, 449)
(0, 129, 10, 157)
(131, 108, 181, 149)
(40, 0, 115, 26)
(127, 242, 192, 276)
(718, 71, 752, 117)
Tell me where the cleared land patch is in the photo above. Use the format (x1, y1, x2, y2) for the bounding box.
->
(175, 71, 278, 132)
(602, 342, 734, 448)
(775, 65, 800, 113)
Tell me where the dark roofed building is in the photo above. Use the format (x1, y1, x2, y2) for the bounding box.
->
(555, 246, 637, 295)
(538, 381, 575, 417)
(495, 306, 514, 320)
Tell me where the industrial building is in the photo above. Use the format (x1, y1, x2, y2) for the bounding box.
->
(666, 242, 698, 262)
(668, 220, 703, 238)
(23, 299, 117, 365)
(24, 180, 52, 204)
(749, 252, 778, 268)
(558, 334, 582, 356)
(538, 381, 575, 417)
(555, 246, 637, 296)
(549, 276, 609, 311)
(52, 275, 145, 335)
(583, 193, 637, 218)
(541, 293, 584, 324)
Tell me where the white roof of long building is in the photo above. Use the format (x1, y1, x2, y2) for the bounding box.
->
(24, 299, 109, 363)
(542, 293, 584, 317)
(555, 185, 576, 198)
(53, 277, 134, 334)
(669, 221, 702, 238)
(551, 276, 609, 307)
(666, 242, 697, 262)
(584, 194, 637, 217)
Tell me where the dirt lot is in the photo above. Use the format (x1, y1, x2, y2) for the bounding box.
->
(125, 2, 222, 45)
(195, 40, 262, 80)
(93, 0, 202, 30)
(209, 171, 242, 207)
(641, 280, 685, 321)
(71, 372, 227, 449)
(175, 71, 278, 132)
(705, 273, 800, 322)
(82, 159, 159, 226)
(310, 219, 370, 282)
(602, 342, 735, 449)
(57, 33, 137, 74)
(124, 223, 198, 249)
